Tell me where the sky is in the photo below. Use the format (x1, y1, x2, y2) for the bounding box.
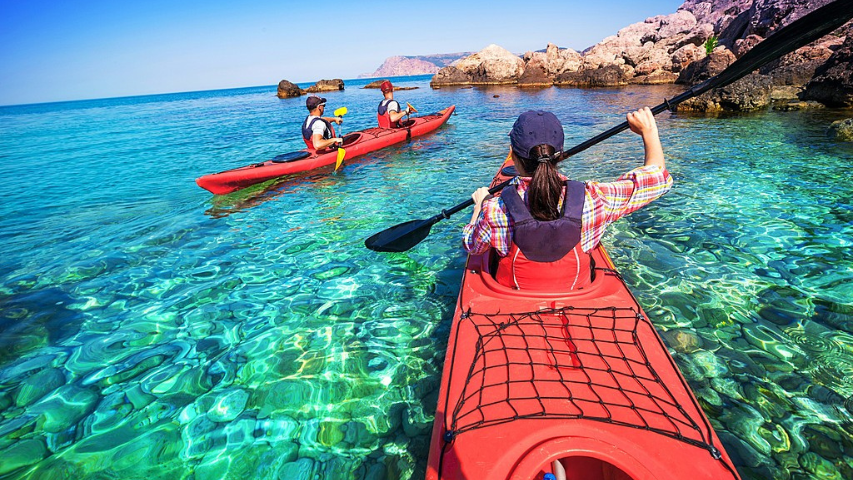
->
(0, 0, 683, 106)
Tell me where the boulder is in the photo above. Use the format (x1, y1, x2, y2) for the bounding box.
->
(361, 80, 418, 91)
(803, 35, 853, 107)
(677, 72, 773, 112)
(430, 66, 473, 87)
(676, 48, 737, 85)
(554, 65, 630, 88)
(827, 118, 853, 141)
(304, 79, 344, 93)
(452, 44, 525, 83)
(517, 64, 552, 88)
(276, 80, 302, 99)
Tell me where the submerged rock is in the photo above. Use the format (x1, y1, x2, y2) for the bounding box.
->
(827, 118, 853, 141)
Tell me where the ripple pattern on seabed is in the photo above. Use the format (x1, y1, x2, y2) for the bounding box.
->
(1, 78, 853, 479)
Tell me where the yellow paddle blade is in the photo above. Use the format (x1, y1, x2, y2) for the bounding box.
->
(334, 148, 346, 172)
(333, 107, 348, 117)
(406, 102, 418, 113)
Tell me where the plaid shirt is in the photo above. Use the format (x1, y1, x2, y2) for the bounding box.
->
(463, 165, 673, 255)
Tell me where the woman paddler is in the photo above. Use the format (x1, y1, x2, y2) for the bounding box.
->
(463, 108, 672, 291)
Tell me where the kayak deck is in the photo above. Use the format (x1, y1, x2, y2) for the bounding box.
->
(426, 160, 740, 480)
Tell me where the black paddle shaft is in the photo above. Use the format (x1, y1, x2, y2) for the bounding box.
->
(365, 0, 853, 253)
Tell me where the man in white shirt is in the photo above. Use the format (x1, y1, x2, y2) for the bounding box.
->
(302, 95, 343, 150)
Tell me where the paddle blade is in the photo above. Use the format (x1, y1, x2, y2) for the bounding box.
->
(334, 148, 346, 172)
(365, 219, 434, 252)
(333, 107, 348, 117)
(406, 102, 418, 113)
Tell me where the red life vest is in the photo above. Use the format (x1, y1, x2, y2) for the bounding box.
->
(494, 180, 593, 292)
(377, 99, 401, 128)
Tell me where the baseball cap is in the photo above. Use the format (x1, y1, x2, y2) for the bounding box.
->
(380, 80, 393, 93)
(509, 110, 565, 159)
(306, 96, 327, 110)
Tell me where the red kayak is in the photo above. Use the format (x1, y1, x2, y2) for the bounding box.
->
(196, 105, 455, 194)
(426, 158, 741, 480)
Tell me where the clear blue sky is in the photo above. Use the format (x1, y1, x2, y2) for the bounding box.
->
(0, 0, 683, 106)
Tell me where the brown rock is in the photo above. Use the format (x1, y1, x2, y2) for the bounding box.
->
(676, 48, 737, 85)
(631, 72, 680, 85)
(362, 80, 418, 91)
(803, 35, 853, 107)
(517, 64, 553, 88)
(827, 118, 853, 141)
(304, 79, 344, 93)
(554, 65, 629, 88)
(677, 72, 772, 112)
(429, 66, 473, 87)
(276, 80, 302, 99)
(772, 100, 826, 111)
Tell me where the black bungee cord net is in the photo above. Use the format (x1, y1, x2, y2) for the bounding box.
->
(437, 268, 739, 479)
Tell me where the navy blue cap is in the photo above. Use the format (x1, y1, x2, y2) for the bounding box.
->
(509, 110, 564, 159)
(306, 95, 327, 110)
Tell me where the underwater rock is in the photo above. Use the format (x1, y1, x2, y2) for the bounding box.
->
(276, 457, 316, 480)
(14, 367, 66, 407)
(661, 328, 704, 354)
(799, 452, 843, 480)
(32, 386, 99, 433)
(207, 388, 249, 423)
(827, 118, 853, 142)
(0, 438, 48, 475)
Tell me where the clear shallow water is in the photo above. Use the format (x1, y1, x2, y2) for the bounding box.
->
(1, 75, 852, 479)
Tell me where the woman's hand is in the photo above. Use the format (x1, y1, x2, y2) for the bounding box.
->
(626, 107, 658, 137)
(469, 187, 491, 224)
(627, 107, 664, 168)
(472, 187, 490, 207)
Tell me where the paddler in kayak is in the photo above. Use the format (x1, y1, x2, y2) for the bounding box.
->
(463, 108, 672, 291)
(377, 80, 412, 128)
(302, 95, 344, 151)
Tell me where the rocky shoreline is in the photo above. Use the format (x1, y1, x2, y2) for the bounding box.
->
(430, 0, 853, 112)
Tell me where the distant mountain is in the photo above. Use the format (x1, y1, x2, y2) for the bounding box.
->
(359, 53, 473, 78)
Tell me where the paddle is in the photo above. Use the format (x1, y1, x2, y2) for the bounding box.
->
(365, 0, 853, 253)
(333, 107, 348, 172)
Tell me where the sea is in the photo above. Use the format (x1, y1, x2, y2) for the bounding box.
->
(1, 74, 852, 479)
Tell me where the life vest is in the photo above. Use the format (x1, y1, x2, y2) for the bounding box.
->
(377, 99, 401, 128)
(495, 180, 592, 291)
(302, 116, 336, 150)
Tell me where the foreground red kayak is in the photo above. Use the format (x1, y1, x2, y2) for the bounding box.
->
(196, 105, 455, 194)
(426, 159, 741, 480)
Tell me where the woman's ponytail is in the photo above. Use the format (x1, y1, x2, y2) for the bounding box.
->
(518, 144, 563, 221)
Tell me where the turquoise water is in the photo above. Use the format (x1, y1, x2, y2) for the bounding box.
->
(1, 74, 852, 479)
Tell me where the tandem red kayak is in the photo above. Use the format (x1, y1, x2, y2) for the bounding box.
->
(196, 105, 455, 195)
(426, 157, 742, 480)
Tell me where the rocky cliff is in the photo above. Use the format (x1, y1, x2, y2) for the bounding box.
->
(360, 53, 472, 78)
(429, 0, 853, 111)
